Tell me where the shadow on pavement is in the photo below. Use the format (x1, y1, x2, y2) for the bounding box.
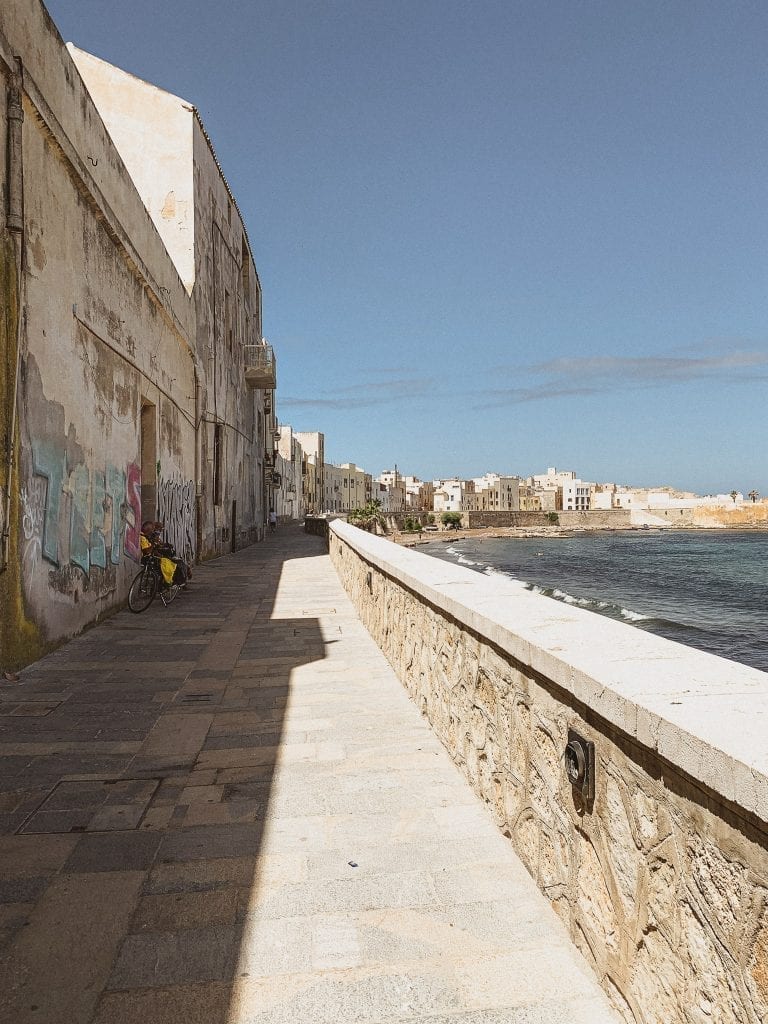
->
(0, 524, 326, 1024)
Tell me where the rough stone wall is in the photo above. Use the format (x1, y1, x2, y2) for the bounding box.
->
(463, 510, 632, 529)
(463, 511, 544, 528)
(631, 504, 768, 529)
(330, 531, 768, 1024)
(557, 509, 632, 529)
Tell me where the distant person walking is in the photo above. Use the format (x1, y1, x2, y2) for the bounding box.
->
(268, 508, 277, 533)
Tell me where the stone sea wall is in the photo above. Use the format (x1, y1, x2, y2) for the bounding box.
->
(631, 504, 768, 529)
(463, 510, 633, 529)
(329, 520, 768, 1024)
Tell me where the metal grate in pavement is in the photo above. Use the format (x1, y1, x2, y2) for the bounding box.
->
(18, 778, 159, 834)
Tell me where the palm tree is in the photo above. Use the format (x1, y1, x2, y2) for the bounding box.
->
(748, 490, 759, 503)
(729, 490, 739, 503)
(348, 499, 384, 533)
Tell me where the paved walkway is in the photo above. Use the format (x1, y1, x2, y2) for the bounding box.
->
(0, 526, 619, 1024)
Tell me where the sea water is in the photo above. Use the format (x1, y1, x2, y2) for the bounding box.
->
(423, 531, 768, 672)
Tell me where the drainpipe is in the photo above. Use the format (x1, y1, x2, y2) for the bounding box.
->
(1, 64, 25, 573)
(193, 357, 204, 562)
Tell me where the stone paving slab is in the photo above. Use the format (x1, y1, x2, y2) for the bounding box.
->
(0, 525, 620, 1023)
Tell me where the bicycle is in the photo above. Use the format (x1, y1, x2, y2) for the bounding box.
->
(127, 553, 182, 613)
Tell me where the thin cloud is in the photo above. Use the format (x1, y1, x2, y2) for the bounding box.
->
(279, 395, 392, 410)
(531, 351, 768, 382)
(481, 384, 601, 407)
(279, 372, 441, 410)
(479, 346, 768, 407)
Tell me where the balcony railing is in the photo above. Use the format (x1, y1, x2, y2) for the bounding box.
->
(244, 343, 276, 389)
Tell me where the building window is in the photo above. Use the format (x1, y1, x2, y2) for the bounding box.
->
(241, 236, 249, 300)
(225, 289, 232, 351)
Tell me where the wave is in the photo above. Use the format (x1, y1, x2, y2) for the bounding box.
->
(440, 546, 691, 633)
(620, 607, 650, 622)
(430, 536, 766, 670)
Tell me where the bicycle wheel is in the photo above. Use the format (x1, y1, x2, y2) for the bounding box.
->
(160, 584, 180, 606)
(128, 568, 158, 612)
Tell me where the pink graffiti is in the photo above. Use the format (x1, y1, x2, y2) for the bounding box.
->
(124, 462, 142, 561)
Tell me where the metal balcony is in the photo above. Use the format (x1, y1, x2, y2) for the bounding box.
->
(244, 343, 276, 389)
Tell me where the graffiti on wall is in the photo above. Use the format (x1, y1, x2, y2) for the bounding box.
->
(22, 441, 142, 580)
(157, 475, 196, 561)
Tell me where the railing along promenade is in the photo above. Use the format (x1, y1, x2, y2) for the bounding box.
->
(325, 518, 768, 1024)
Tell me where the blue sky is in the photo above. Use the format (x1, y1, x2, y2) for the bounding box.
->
(47, 0, 767, 493)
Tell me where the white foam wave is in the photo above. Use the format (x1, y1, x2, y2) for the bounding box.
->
(620, 607, 650, 622)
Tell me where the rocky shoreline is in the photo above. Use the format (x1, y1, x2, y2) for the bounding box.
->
(390, 523, 768, 547)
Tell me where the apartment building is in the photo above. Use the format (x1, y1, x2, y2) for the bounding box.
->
(433, 479, 465, 512)
(518, 485, 542, 512)
(473, 474, 521, 512)
(295, 432, 325, 514)
(561, 479, 592, 511)
(323, 463, 369, 513)
(403, 476, 434, 511)
(275, 425, 304, 521)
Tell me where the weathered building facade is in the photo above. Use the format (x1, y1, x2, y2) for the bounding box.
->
(0, 3, 273, 670)
(275, 424, 304, 522)
(295, 431, 324, 514)
(70, 47, 275, 559)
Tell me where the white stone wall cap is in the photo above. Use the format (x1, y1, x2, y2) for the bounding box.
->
(331, 520, 768, 823)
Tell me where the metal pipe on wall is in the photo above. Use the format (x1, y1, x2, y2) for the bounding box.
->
(1, 62, 25, 573)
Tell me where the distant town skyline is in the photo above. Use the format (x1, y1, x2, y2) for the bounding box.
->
(47, 1, 767, 494)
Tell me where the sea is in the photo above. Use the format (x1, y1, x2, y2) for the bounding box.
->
(422, 530, 768, 673)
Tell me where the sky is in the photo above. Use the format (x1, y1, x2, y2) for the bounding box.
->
(46, 0, 767, 494)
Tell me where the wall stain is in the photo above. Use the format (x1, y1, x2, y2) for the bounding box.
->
(0, 231, 43, 670)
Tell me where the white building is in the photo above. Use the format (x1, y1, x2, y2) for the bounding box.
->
(295, 432, 325, 514)
(561, 479, 592, 511)
(275, 425, 303, 522)
(376, 472, 405, 513)
(403, 476, 434, 511)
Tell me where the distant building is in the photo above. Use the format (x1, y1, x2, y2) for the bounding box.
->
(323, 462, 369, 513)
(403, 476, 434, 511)
(518, 485, 541, 512)
(561, 479, 592, 511)
(433, 480, 465, 513)
(295, 432, 325, 514)
(473, 474, 521, 512)
(275, 425, 304, 521)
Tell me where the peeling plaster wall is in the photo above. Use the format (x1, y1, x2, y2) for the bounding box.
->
(0, 4, 197, 666)
(67, 45, 269, 559)
(67, 47, 195, 293)
(192, 121, 266, 557)
(330, 522, 768, 1024)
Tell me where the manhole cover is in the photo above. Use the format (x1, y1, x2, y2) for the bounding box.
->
(19, 778, 159, 834)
